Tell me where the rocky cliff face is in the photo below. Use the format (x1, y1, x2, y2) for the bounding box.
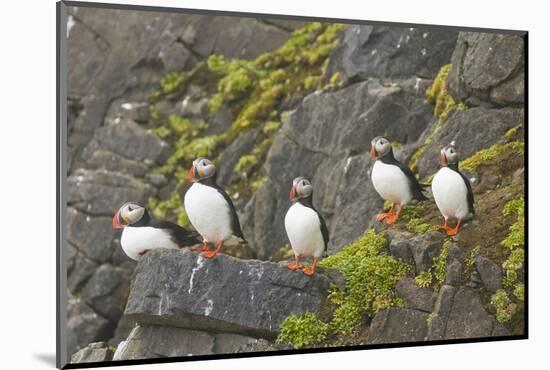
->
(66, 5, 525, 364)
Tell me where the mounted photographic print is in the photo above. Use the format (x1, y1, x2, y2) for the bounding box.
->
(57, 1, 527, 368)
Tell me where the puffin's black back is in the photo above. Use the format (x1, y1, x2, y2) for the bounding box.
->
(131, 209, 203, 247)
(380, 148, 428, 201)
(448, 162, 475, 215)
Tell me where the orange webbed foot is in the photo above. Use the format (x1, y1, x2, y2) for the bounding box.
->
(376, 212, 390, 222)
(287, 263, 302, 271)
(202, 250, 220, 259)
(385, 214, 398, 225)
(301, 267, 315, 276)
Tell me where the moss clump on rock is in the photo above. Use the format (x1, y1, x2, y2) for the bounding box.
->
(490, 197, 525, 323)
(490, 289, 517, 323)
(415, 239, 450, 289)
(425, 64, 466, 123)
(460, 142, 524, 172)
(319, 229, 409, 335)
(276, 312, 329, 349)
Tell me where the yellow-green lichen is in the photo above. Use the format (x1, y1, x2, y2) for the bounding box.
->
(318, 229, 409, 335)
(460, 142, 525, 172)
(276, 312, 329, 349)
(160, 71, 186, 94)
(505, 124, 523, 139)
(490, 289, 517, 323)
(414, 239, 450, 289)
(425, 64, 466, 123)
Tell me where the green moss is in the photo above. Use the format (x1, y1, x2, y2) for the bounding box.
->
(414, 240, 450, 289)
(406, 218, 437, 234)
(513, 283, 525, 302)
(425, 64, 466, 123)
(319, 230, 409, 335)
(160, 71, 186, 94)
(234, 154, 259, 174)
(489, 197, 525, 322)
(276, 312, 329, 349)
(465, 245, 481, 270)
(505, 124, 523, 139)
(415, 270, 432, 288)
(460, 142, 525, 172)
(490, 289, 517, 323)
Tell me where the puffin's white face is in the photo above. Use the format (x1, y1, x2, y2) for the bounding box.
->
(112, 202, 145, 229)
(290, 177, 313, 202)
(188, 157, 216, 183)
(370, 136, 391, 160)
(440, 145, 459, 166)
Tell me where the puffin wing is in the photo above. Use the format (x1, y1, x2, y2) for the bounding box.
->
(148, 220, 203, 247)
(314, 209, 330, 251)
(211, 184, 246, 241)
(457, 170, 475, 215)
(390, 160, 428, 201)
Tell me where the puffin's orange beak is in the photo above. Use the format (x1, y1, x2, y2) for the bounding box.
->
(112, 212, 123, 229)
(289, 184, 297, 201)
(188, 165, 195, 182)
(370, 145, 377, 160)
(440, 151, 447, 166)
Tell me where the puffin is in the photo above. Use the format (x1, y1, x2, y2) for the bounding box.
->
(112, 202, 202, 261)
(184, 157, 245, 258)
(370, 136, 428, 224)
(284, 177, 329, 276)
(432, 145, 475, 236)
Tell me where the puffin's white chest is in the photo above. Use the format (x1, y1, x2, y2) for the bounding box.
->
(432, 167, 469, 220)
(284, 203, 325, 259)
(371, 160, 413, 205)
(184, 182, 233, 244)
(120, 226, 178, 261)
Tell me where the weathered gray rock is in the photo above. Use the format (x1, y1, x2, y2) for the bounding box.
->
(124, 249, 332, 338)
(217, 128, 261, 188)
(474, 255, 503, 292)
(445, 243, 466, 286)
(213, 333, 277, 354)
(396, 277, 436, 312)
(67, 252, 98, 293)
(427, 284, 456, 340)
(80, 119, 170, 172)
(81, 264, 131, 323)
(113, 325, 215, 360)
(243, 79, 435, 258)
(416, 107, 524, 179)
(326, 25, 458, 83)
(447, 32, 525, 106)
(409, 232, 445, 273)
(67, 294, 112, 358)
(71, 342, 113, 363)
(67, 207, 115, 263)
(178, 15, 292, 60)
(388, 234, 415, 265)
(68, 169, 155, 216)
(492, 322, 511, 337)
(444, 288, 494, 339)
(367, 308, 429, 344)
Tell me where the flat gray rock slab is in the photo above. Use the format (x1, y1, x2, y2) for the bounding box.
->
(124, 249, 332, 338)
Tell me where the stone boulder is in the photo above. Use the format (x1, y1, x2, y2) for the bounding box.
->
(124, 249, 333, 338)
(242, 78, 435, 258)
(396, 277, 436, 312)
(367, 308, 429, 344)
(326, 25, 458, 83)
(447, 32, 525, 106)
(67, 294, 112, 358)
(416, 107, 524, 179)
(474, 255, 503, 292)
(71, 342, 113, 364)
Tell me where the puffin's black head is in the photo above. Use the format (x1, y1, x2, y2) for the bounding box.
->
(370, 136, 392, 160)
(188, 157, 216, 183)
(289, 176, 313, 202)
(112, 202, 146, 229)
(440, 145, 459, 167)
